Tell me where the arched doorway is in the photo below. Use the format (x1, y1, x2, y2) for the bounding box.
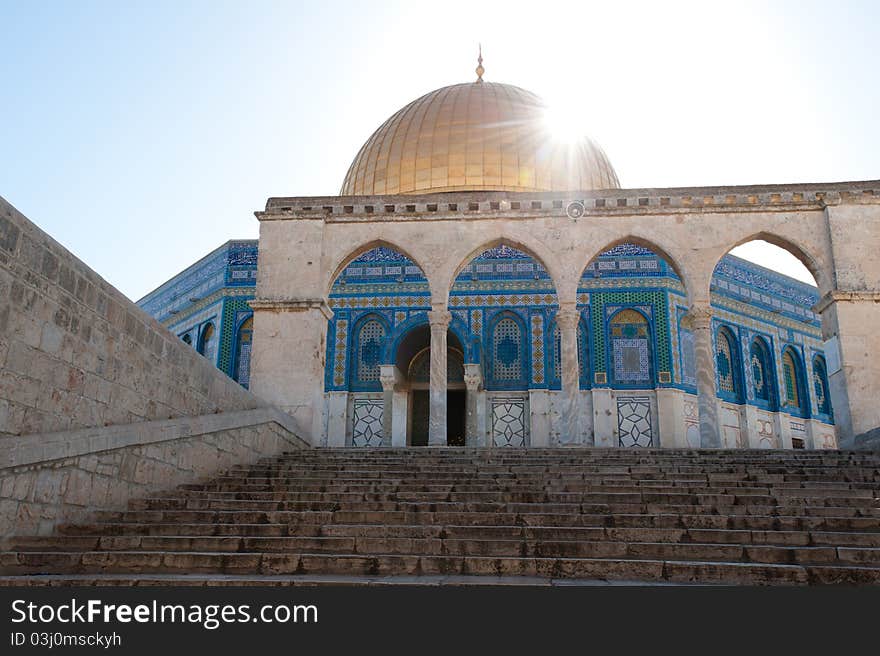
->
(394, 323, 467, 446)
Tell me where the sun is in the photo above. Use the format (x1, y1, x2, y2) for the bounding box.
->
(543, 104, 586, 143)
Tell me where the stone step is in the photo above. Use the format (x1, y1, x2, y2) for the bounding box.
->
(5, 550, 880, 584)
(127, 497, 880, 516)
(64, 512, 880, 535)
(177, 483, 879, 496)
(169, 489, 879, 503)
(29, 524, 880, 548)
(7, 538, 878, 566)
(10, 447, 880, 586)
(216, 472, 880, 484)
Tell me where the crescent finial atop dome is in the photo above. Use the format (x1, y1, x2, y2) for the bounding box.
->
(475, 44, 484, 82)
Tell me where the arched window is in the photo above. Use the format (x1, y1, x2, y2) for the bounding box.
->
(492, 316, 523, 384)
(355, 318, 385, 386)
(812, 354, 832, 418)
(552, 320, 588, 384)
(609, 309, 652, 387)
(716, 326, 743, 402)
(233, 316, 253, 388)
(197, 323, 217, 362)
(749, 337, 776, 410)
(782, 347, 808, 416)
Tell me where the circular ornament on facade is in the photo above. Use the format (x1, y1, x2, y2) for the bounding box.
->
(566, 201, 585, 218)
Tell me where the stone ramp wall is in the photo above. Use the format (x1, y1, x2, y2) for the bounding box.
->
(0, 196, 261, 437)
(841, 426, 880, 450)
(0, 408, 306, 536)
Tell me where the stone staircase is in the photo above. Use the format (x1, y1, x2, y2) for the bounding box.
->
(2, 448, 880, 585)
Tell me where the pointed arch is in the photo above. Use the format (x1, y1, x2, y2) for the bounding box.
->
(486, 310, 529, 390)
(232, 314, 254, 387)
(327, 239, 429, 295)
(384, 312, 474, 365)
(607, 307, 655, 388)
(197, 322, 217, 362)
(712, 231, 828, 295)
(749, 335, 777, 411)
(349, 312, 391, 391)
(579, 235, 691, 304)
(812, 353, 833, 419)
(445, 236, 563, 302)
(715, 324, 744, 403)
(781, 345, 810, 417)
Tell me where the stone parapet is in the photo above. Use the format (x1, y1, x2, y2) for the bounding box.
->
(257, 180, 880, 222)
(0, 196, 262, 438)
(0, 407, 307, 537)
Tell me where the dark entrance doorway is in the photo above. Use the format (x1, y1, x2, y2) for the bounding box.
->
(410, 390, 429, 446)
(447, 390, 466, 446)
(409, 390, 466, 446)
(396, 323, 468, 447)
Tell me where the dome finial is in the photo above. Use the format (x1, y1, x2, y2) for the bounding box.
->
(475, 44, 484, 83)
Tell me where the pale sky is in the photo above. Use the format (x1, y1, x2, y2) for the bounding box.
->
(2, 0, 877, 298)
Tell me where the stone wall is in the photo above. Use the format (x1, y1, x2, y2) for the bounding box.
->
(0, 408, 306, 536)
(0, 196, 261, 438)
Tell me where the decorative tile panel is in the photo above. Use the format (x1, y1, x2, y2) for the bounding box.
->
(530, 314, 544, 384)
(333, 319, 349, 387)
(351, 398, 384, 447)
(617, 396, 653, 447)
(491, 398, 527, 447)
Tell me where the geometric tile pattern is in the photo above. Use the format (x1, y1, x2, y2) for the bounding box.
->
(609, 309, 651, 385)
(492, 317, 522, 381)
(749, 338, 775, 408)
(617, 396, 654, 447)
(356, 319, 385, 383)
(218, 299, 255, 376)
(491, 398, 527, 447)
(715, 327, 737, 395)
(590, 292, 670, 381)
(812, 355, 831, 416)
(612, 338, 650, 385)
(782, 349, 801, 410)
(333, 319, 349, 387)
(233, 316, 253, 388)
(531, 314, 544, 385)
(351, 398, 384, 447)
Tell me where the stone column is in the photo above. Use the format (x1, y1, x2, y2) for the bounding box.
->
(464, 364, 483, 447)
(688, 305, 721, 448)
(379, 365, 403, 448)
(427, 309, 451, 446)
(556, 306, 581, 445)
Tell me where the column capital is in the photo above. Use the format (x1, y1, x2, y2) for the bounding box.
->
(427, 309, 452, 330)
(379, 364, 403, 391)
(463, 364, 483, 391)
(555, 306, 580, 330)
(686, 304, 713, 330)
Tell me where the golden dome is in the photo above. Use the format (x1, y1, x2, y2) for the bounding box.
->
(340, 81, 619, 196)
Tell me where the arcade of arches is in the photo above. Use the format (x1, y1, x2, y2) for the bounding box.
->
(243, 74, 880, 450)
